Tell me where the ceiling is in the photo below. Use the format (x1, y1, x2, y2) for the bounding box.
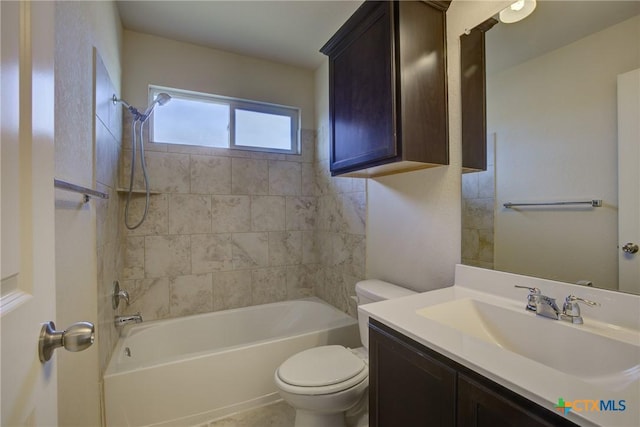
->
(116, 1, 363, 70)
(487, 1, 640, 73)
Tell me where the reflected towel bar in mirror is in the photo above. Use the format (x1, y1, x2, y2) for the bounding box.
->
(503, 199, 602, 208)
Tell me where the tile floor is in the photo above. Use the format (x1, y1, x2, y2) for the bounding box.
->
(207, 401, 295, 427)
(205, 400, 369, 427)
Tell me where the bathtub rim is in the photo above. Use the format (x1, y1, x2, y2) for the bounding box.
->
(104, 297, 357, 377)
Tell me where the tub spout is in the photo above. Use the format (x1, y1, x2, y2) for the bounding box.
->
(115, 313, 143, 328)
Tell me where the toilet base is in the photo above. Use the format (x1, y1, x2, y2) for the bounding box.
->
(294, 409, 345, 427)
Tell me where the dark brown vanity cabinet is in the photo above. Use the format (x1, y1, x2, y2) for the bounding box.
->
(369, 319, 579, 427)
(320, 1, 450, 177)
(460, 18, 497, 172)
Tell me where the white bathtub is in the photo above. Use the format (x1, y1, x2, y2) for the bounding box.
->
(103, 297, 360, 427)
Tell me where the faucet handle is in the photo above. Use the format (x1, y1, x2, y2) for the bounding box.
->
(561, 295, 599, 324)
(514, 285, 541, 294)
(514, 285, 541, 312)
(565, 295, 599, 307)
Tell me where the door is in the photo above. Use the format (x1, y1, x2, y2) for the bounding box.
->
(617, 69, 640, 294)
(1, 1, 58, 425)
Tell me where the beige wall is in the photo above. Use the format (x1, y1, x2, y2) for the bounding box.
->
(54, 1, 122, 425)
(490, 15, 640, 289)
(122, 30, 315, 129)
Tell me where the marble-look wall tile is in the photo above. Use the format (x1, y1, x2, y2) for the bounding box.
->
(190, 155, 231, 195)
(268, 160, 301, 196)
(123, 194, 169, 236)
(286, 197, 317, 231)
(121, 150, 190, 193)
(251, 196, 285, 231)
(461, 228, 479, 261)
(123, 236, 144, 280)
(462, 198, 494, 230)
(302, 230, 319, 264)
(232, 232, 269, 269)
(168, 194, 212, 234)
(300, 129, 316, 164)
(191, 233, 233, 273)
(170, 274, 213, 316)
(478, 165, 495, 199)
(120, 129, 326, 321)
(96, 119, 119, 188)
(461, 157, 495, 269)
(231, 158, 268, 195)
(268, 231, 302, 266)
(211, 195, 251, 233)
(212, 270, 253, 311)
(144, 235, 191, 278)
(312, 124, 367, 316)
(251, 267, 287, 305)
(340, 192, 366, 235)
(462, 173, 479, 199)
(123, 277, 170, 321)
(286, 264, 320, 299)
(301, 163, 317, 196)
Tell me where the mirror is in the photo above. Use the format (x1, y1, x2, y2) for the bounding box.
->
(461, 1, 640, 295)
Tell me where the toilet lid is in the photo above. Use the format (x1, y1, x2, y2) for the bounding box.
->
(277, 345, 365, 387)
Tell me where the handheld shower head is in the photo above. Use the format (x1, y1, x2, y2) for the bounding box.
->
(113, 93, 172, 121)
(142, 92, 172, 117)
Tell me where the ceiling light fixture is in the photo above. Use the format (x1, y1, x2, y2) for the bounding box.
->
(499, 0, 537, 24)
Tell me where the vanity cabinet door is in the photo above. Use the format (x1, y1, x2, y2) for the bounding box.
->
(457, 374, 576, 427)
(369, 321, 456, 427)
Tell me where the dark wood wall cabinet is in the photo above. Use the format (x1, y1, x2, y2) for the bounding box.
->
(460, 18, 497, 173)
(320, 0, 451, 177)
(369, 319, 580, 427)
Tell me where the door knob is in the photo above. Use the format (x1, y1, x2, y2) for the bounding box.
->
(622, 243, 639, 254)
(39, 321, 95, 363)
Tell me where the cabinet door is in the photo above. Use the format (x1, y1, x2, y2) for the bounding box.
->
(369, 323, 456, 427)
(460, 19, 497, 172)
(329, 1, 397, 175)
(458, 374, 577, 427)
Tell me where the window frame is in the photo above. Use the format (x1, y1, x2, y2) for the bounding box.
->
(148, 85, 301, 155)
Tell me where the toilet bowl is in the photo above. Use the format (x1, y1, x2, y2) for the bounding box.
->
(274, 280, 415, 427)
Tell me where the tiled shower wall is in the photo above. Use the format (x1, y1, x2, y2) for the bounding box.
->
(119, 118, 324, 320)
(313, 125, 366, 317)
(94, 53, 125, 376)
(461, 135, 495, 269)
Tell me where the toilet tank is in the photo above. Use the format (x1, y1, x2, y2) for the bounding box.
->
(355, 280, 416, 349)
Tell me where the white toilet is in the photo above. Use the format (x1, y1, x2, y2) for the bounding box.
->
(274, 280, 415, 427)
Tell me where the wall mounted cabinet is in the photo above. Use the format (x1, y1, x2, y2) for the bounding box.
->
(460, 18, 497, 173)
(369, 319, 579, 427)
(321, 0, 450, 177)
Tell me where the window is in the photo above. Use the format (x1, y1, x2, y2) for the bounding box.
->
(149, 86, 300, 154)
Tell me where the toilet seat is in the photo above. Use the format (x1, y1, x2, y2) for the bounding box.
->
(275, 345, 368, 396)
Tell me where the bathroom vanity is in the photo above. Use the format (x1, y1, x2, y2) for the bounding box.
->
(361, 265, 640, 427)
(369, 319, 577, 426)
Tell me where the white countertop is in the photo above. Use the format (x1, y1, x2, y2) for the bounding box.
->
(360, 265, 640, 427)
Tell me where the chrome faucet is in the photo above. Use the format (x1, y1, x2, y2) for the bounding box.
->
(114, 312, 143, 328)
(515, 285, 560, 320)
(560, 295, 600, 324)
(515, 286, 600, 324)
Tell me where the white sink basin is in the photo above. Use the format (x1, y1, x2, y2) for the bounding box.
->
(416, 298, 640, 386)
